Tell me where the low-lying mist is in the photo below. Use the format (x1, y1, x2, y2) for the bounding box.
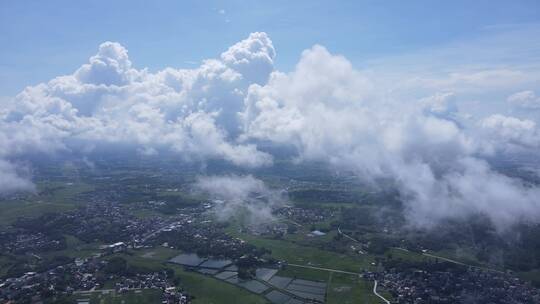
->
(194, 174, 286, 225)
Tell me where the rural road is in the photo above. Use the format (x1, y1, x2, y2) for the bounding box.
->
(287, 263, 360, 275)
(373, 280, 391, 304)
(337, 227, 360, 243)
(337, 227, 366, 254)
(393, 247, 504, 273)
(288, 263, 393, 303)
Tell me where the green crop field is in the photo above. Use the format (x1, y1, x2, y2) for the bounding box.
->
(135, 247, 182, 261)
(0, 181, 94, 227)
(518, 269, 540, 288)
(109, 251, 269, 304)
(326, 273, 386, 304)
(235, 233, 375, 273)
(0, 255, 15, 277)
(385, 248, 425, 262)
(0, 200, 75, 227)
(172, 266, 269, 304)
(43, 235, 102, 260)
(277, 266, 330, 282)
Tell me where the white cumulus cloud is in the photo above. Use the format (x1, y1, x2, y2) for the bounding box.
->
(480, 114, 540, 149)
(507, 90, 540, 110)
(0, 33, 276, 185)
(2, 32, 540, 231)
(241, 44, 540, 230)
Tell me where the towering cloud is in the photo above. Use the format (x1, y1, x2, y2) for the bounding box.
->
(0, 33, 275, 176)
(241, 44, 540, 230)
(220, 32, 275, 85)
(1, 32, 540, 230)
(75, 41, 135, 87)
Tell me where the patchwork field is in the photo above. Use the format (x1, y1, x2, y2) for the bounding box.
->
(0, 181, 94, 227)
(233, 233, 375, 273)
(110, 252, 269, 304)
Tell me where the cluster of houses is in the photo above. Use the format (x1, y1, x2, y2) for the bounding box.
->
(365, 266, 540, 303)
(0, 231, 64, 254)
(0, 256, 190, 303)
(275, 206, 335, 225)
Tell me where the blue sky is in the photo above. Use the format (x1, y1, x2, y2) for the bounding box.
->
(1, 0, 540, 96)
(1, 1, 540, 226)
